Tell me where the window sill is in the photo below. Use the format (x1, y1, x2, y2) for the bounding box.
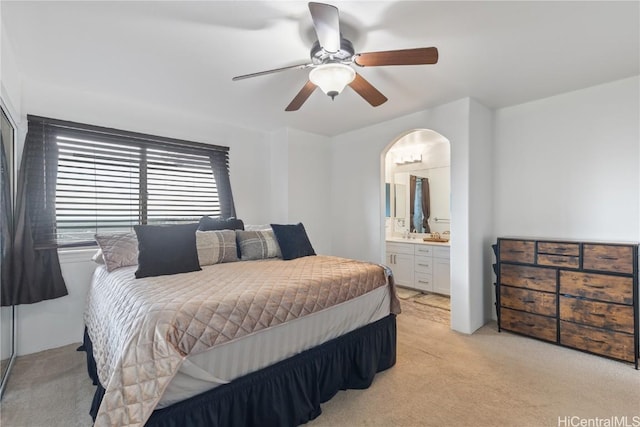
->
(58, 247, 97, 264)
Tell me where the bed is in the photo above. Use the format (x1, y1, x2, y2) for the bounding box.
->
(81, 226, 400, 427)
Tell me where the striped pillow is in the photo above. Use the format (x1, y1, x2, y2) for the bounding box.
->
(196, 230, 239, 266)
(236, 230, 282, 261)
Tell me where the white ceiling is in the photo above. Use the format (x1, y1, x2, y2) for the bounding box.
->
(2, 1, 639, 137)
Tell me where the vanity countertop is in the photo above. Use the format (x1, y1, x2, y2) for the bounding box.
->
(386, 237, 450, 247)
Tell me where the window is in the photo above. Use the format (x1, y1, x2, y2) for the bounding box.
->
(25, 115, 235, 247)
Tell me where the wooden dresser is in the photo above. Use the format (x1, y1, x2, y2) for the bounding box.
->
(493, 237, 639, 368)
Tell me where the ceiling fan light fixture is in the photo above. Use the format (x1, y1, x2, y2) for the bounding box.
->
(309, 63, 355, 100)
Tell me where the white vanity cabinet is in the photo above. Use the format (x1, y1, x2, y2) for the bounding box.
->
(385, 240, 450, 295)
(432, 246, 451, 295)
(385, 242, 414, 287)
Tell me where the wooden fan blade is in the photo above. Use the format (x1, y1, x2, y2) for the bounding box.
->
(232, 63, 311, 81)
(308, 2, 340, 53)
(348, 73, 387, 107)
(354, 47, 439, 67)
(285, 81, 317, 111)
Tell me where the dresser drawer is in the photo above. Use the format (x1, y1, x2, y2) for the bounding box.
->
(537, 254, 579, 269)
(414, 245, 433, 256)
(559, 297, 634, 334)
(537, 242, 580, 256)
(559, 271, 633, 305)
(560, 321, 635, 363)
(500, 264, 556, 293)
(499, 240, 535, 264)
(414, 256, 432, 273)
(500, 307, 557, 343)
(501, 286, 556, 317)
(583, 244, 633, 274)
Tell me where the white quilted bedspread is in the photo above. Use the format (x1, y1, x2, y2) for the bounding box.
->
(85, 255, 400, 426)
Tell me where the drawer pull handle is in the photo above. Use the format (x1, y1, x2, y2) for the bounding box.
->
(417, 263, 430, 267)
(585, 337, 606, 344)
(584, 284, 605, 289)
(523, 300, 536, 304)
(597, 256, 618, 260)
(523, 276, 538, 280)
(418, 280, 430, 284)
(591, 313, 605, 317)
(525, 323, 536, 328)
(509, 250, 525, 253)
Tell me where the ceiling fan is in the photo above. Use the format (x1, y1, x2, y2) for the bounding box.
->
(232, 2, 439, 111)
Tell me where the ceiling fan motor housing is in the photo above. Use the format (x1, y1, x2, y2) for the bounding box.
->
(310, 37, 355, 65)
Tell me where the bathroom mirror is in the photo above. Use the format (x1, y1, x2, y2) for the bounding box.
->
(385, 129, 450, 237)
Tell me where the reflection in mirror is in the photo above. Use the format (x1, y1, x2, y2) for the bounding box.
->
(0, 101, 16, 399)
(394, 184, 406, 219)
(410, 175, 429, 233)
(385, 183, 391, 217)
(385, 130, 450, 238)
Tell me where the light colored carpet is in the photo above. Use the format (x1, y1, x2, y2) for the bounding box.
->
(1, 301, 639, 427)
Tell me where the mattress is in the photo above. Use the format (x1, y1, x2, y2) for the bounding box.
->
(159, 284, 391, 408)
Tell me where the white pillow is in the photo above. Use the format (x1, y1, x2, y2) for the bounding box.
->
(244, 224, 272, 231)
(91, 249, 105, 265)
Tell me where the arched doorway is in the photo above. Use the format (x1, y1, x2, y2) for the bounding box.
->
(382, 129, 452, 322)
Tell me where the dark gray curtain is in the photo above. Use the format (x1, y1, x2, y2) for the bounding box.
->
(421, 178, 431, 233)
(1, 134, 14, 306)
(7, 121, 67, 306)
(409, 175, 416, 232)
(209, 150, 236, 219)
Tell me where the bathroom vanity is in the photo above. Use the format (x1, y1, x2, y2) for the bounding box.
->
(386, 238, 450, 295)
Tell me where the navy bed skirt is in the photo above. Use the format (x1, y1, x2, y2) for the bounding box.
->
(81, 313, 397, 427)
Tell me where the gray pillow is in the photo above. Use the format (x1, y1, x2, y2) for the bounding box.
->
(196, 230, 239, 266)
(236, 230, 282, 261)
(94, 232, 139, 272)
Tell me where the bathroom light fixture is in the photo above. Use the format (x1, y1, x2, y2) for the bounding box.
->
(394, 153, 422, 165)
(309, 63, 356, 100)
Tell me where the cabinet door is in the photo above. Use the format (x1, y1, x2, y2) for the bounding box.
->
(433, 257, 450, 295)
(390, 253, 414, 287)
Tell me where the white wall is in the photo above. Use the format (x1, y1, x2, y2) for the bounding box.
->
(268, 128, 332, 255)
(494, 76, 639, 242)
(468, 99, 495, 326)
(285, 128, 332, 255)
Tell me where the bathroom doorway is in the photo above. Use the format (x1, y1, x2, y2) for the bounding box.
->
(383, 129, 452, 322)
